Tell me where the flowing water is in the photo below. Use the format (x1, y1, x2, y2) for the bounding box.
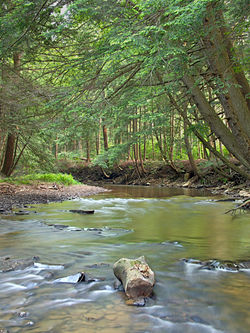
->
(0, 185, 249, 333)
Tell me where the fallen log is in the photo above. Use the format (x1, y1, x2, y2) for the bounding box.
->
(225, 198, 250, 215)
(113, 256, 155, 300)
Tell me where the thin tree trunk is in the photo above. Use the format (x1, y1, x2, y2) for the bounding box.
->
(55, 135, 58, 159)
(86, 139, 90, 163)
(169, 93, 250, 179)
(151, 133, 155, 160)
(169, 109, 175, 162)
(102, 124, 108, 151)
(183, 115, 200, 177)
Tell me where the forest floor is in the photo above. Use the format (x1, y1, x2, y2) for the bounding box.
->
(61, 159, 250, 199)
(0, 183, 107, 214)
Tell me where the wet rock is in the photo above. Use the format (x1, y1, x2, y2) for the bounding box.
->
(0, 329, 9, 333)
(86, 276, 105, 283)
(65, 226, 82, 231)
(84, 227, 103, 232)
(182, 258, 250, 272)
(238, 261, 250, 269)
(54, 272, 86, 284)
(85, 263, 110, 269)
(15, 210, 30, 215)
(105, 314, 117, 320)
(125, 297, 146, 306)
(18, 311, 29, 318)
(39, 271, 55, 279)
(216, 198, 237, 202)
(113, 278, 124, 291)
(69, 209, 94, 214)
(53, 272, 104, 284)
(24, 321, 34, 326)
(84, 310, 103, 321)
(113, 256, 155, 300)
(161, 241, 183, 247)
(33, 262, 64, 270)
(190, 315, 209, 325)
(48, 224, 82, 231)
(0, 256, 39, 272)
(238, 190, 250, 198)
(48, 224, 68, 230)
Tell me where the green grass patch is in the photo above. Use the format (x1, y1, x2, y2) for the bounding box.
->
(0, 173, 80, 186)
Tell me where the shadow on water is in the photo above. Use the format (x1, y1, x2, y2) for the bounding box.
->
(0, 185, 249, 333)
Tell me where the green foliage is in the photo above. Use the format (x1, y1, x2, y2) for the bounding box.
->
(0, 0, 248, 176)
(1, 173, 80, 186)
(93, 143, 130, 168)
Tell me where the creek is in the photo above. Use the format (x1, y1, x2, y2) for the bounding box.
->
(0, 185, 249, 333)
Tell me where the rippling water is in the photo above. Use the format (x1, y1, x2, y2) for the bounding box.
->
(0, 185, 249, 333)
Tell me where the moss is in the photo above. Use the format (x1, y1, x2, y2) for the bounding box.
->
(1, 173, 80, 186)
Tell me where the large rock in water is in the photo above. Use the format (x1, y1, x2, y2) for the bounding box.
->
(113, 256, 155, 299)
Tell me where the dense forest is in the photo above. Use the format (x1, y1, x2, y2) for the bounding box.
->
(0, 0, 249, 180)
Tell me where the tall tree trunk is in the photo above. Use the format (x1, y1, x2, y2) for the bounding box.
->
(151, 133, 155, 160)
(155, 130, 168, 162)
(168, 93, 250, 179)
(143, 135, 146, 161)
(1, 52, 21, 176)
(78, 140, 83, 154)
(169, 109, 175, 162)
(1, 133, 16, 176)
(86, 139, 90, 163)
(183, 115, 200, 177)
(102, 124, 108, 150)
(201, 3, 250, 161)
(182, 75, 250, 169)
(133, 116, 141, 176)
(55, 136, 58, 159)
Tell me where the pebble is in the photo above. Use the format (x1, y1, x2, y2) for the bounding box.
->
(125, 298, 145, 306)
(18, 311, 29, 318)
(25, 321, 34, 326)
(105, 314, 117, 321)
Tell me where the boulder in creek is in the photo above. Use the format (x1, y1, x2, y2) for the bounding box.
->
(113, 256, 155, 301)
(0, 256, 39, 272)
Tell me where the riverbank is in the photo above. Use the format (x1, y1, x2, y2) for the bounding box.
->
(62, 161, 250, 199)
(0, 183, 107, 213)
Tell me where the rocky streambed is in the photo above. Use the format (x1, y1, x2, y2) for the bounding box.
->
(0, 183, 107, 214)
(0, 185, 249, 333)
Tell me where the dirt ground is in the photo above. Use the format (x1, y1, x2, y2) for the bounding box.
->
(62, 161, 250, 199)
(0, 183, 107, 213)
(1, 159, 249, 213)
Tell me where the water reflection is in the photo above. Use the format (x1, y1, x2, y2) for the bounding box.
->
(0, 185, 249, 333)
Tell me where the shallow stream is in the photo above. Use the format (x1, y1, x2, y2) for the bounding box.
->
(0, 185, 249, 333)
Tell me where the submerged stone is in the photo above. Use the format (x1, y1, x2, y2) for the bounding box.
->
(69, 209, 94, 214)
(15, 210, 30, 215)
(125, 297, 146, 306)
(0, 256, 39, 272)
(182, 258, 250, 272)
